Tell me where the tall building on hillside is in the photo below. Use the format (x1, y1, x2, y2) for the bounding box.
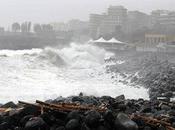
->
(99, 6, 127, 37)
(89, 6, 127, 39)
(127, 11, 151, 33)
(67, 19, 89, 31)
(89, 14, 105, 39)
(151, 10, 175, 26)
(51, 22, 69, 32)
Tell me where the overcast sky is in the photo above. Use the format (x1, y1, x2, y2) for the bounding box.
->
(0, 0, 174, 28)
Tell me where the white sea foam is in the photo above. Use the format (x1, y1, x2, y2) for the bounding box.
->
(0, 43, 149, 103)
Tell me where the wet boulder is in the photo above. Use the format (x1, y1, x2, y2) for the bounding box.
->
(66, 111, 81, 122)
(20, 115, 34, 127)
(118, 104, 127, 111)
(115, 113, 138, 130)
(40, 112, 57, 126)
(65, 119, 80, 130)
(143, 126, 152, 130)
(25, 117, 48, 130)
(160, 104, 171, 111)
(97, 125, 109, 130)
(0, 122, 11, 130)
(71, 96, 84, 103)
(56, 126, 65, 130)
(104, 110, 115, 124)
(115, 95, 125, 101)
(139, 104, 152, 113)
(163, 91, 173, 98)
(85, 110, 101, 128)
(1, 101, 17, 108)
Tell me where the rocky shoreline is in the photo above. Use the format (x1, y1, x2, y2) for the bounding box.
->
(106, 54, 175, 100)
(0, 94, 175, 130)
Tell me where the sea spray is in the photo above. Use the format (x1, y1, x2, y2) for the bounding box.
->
(0, 43, 149, 103)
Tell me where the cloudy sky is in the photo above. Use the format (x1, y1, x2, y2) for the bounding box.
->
(0, 0, 174, 28)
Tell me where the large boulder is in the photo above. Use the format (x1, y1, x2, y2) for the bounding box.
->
(25, 117, 48, 130)
(115, 95, 125, 101)
(0, 122, 11, 130)
(1, 101, 17, 108)
(65, 119, 80, 130)
(66, 111, 81, 122)
(56, 126, 65, 130)
(139, 104, 152, 113)
(103, 110, 115, 125)
(85, 110, 101, 128)
(115, 113, 138, 130)
(20, 115, 34, 127)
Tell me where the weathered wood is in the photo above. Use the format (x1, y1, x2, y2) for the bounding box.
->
(19, 100, 107, 113)
(36, 100, 107, 112)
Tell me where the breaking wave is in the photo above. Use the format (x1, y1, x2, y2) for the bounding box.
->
(0, 43, 149, 103)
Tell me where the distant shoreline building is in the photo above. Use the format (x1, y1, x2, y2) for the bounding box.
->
(151, 10, 175, 26)
(89, 6, 127, 39)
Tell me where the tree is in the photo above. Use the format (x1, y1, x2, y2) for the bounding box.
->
(12, 22, 20, 32)
(21, 22, 32, 33)
(27, 22, 31, 32)
(33, 24, 42, 33)
(21, 22, 28, 33)
(41, 24, 53, 32)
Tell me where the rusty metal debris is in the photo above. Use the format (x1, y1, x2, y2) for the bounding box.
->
(18, 100, 107, 113)
(0, 108, 8, 113)
(130, 114, 175, 130)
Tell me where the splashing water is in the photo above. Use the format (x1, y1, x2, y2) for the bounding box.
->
(0, 43, 149, 103)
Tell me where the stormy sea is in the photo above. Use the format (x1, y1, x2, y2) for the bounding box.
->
(0, 43, 149, 103)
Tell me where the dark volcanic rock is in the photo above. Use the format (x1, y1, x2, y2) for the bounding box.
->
(115, 113, 138, 130)
(56, 126, 65, 130)
(66, 111, 81, 122)
(116, 95, 125, 101)
(139, 104, 152, 113)
(1, 101, 17, 108)
(20, 115, 34, 127)
(25, 117, 48, 130)
(104, 110, 115, 124)
(85, 110, 101, 128)
(0, 122, 11, 130)
(65, 119, 80, 130)
(0, 94, 175, 130)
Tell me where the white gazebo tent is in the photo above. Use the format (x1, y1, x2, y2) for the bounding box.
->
(93, 37, 107, 43)
(87, 39, 94, 44)
(91, 37, 131, 50)
(107, 38, 126, 44)
(106, 38, 127, 50)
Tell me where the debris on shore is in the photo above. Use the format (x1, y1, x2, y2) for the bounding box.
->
(0, 94, 175, 130)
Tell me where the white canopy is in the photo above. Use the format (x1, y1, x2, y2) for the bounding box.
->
(87, 39, 93, 43)
(107, 38, 126, 44)
(94, 37, 107, 43)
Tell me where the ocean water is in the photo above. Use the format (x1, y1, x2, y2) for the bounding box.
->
(0, 43, 149, 103)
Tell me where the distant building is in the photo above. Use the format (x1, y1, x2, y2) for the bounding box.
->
(145, 34, 175, 48)
(89, 6, 127, 39)
(157, 42, 175, 53)
(89, 14, 105, 39)
(99, 6, 127, 37)
(127, 11, 151, 33)
(67, 19, 89, 32)
(145, 34, 167, 48)
(151, 10, 175, 26)
(51, 22, 69, 32)
(51, 20, 89, 32)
